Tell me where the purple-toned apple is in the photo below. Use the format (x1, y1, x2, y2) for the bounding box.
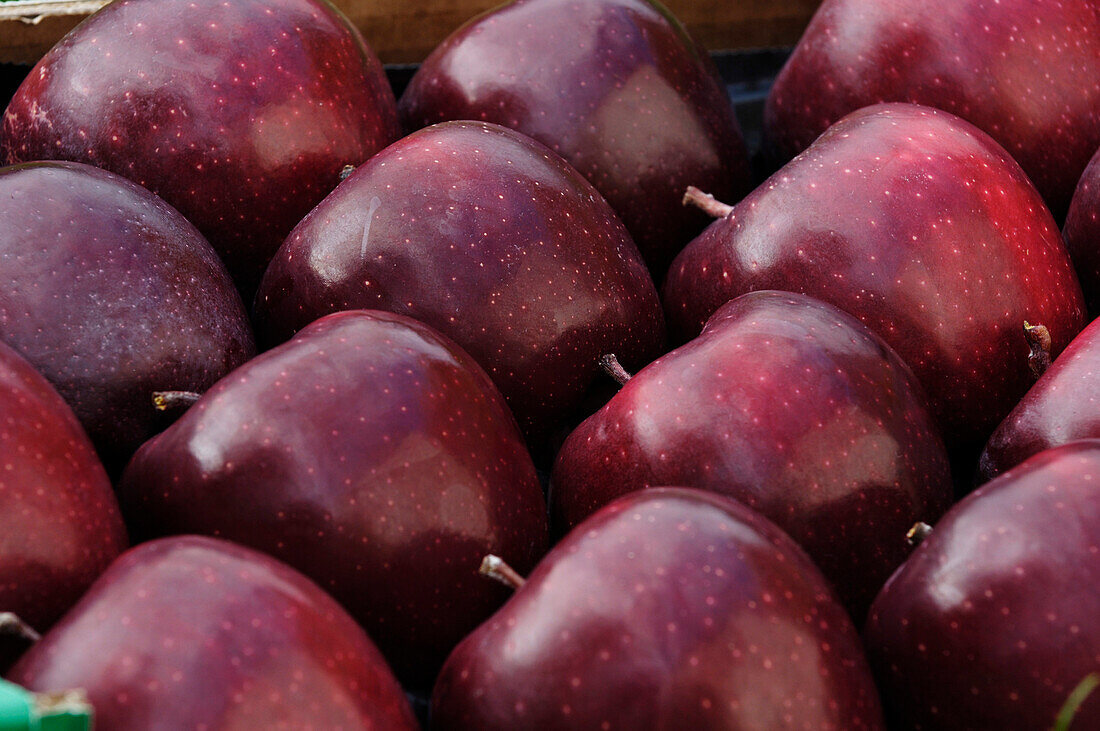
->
(0, 161, 254, 471)
(432, 488, 885, 729)
(552, 290, 952, 618)
(764, 0, 1100, 219)
(8, 536, 418, 729)
(118, 309, 549, 685)
(664, 104, 1086, 447)
(865, 440, 1100, 729)
(0, 0, 400, 294)
(1065, 147, 1100, 313)
(254, 121, 665, 441)
(398, 0, 752, 276)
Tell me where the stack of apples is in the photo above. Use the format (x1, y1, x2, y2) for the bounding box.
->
(1, 0, 1099, 727)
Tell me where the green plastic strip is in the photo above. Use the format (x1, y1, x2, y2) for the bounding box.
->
(0, 680, 91, 731)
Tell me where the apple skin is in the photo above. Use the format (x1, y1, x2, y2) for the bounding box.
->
(764, 0, 1100, 220)
(398, 0, 752, 277)
(7, 535, 418, 730)
(551, 290, 952, 619)
(432, 488, 885, 729)
(664, 103, 1086, 448)
(1065, 147, 1100, 314)
(255, 120, 666, 442)
(117, 309, 549, 685)
(0, 0, 400, 295)
(864, 440, 1100, 730)
(0, 161, 254, 471)
(0, 340, 126, 668)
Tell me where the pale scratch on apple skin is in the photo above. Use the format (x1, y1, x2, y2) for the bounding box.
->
(361, 196, 381, 258)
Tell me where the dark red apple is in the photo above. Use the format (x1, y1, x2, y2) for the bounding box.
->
(8, 535, 418, 729)
(764, 0, 1100, 220)
(398, 0, 752, 277)
(978, 315, 1100, 481)
(865, 440, 1100, 730)
(552, 290, 952, 619)
(254, 121, 665, 441)
(118, 309, 549, 685)
(1065, 147, 1100, 313)
(432, 488, 885, 729)
(0, 339, 126, 667)
(664, 104, 1086, 447)
(0, 161, 254, 471)
(0, 0, 400, 295)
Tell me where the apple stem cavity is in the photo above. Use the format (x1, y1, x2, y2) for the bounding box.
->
(906, 522, 934, 547)
(479, 554, 526, 590)
(682, 186, 734, 219)
(0, 612, 41, 643)
(152, 390, 203, 412)
(599, 354, 633, 386)
(1023, 321, 1052, 378)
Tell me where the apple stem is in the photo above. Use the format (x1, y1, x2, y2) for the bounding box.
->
(479, 554, 526, 590)
(683, 186, 734, 219)
(906, 522, 934, 547)
(0, 612, 41, 644)
(599, 354, 633, 386)
(1023, 321, 1052, 378)
(152, 390, 202, 412)
(339, 164, 357, 182)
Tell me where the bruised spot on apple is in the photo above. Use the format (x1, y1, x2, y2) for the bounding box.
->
(866, 440, 1100, 730)
(0, 161, 254, 472)
(664, 103, 1086, 449)
(0, 0, 400, 296)
(255, 120, 666, 443)
(118, 310, 549, 686)
(8, 536, 418, 729)
(432, 488, 885, 730)
(0, 340, 126, 670)
(552, 290, 952, 620)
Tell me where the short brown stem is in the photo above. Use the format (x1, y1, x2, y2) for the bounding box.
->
(479, 554, 526, 590)
(0, 612, 41, 643)
(682, 186, 734, 219)
(906, 522, 934, 547)
(152, 390, 202, 412)
(599, 354, 633, 386)
(1023, 321, 1052, 379)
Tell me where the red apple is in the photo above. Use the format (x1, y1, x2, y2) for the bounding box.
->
(398, 0, 752, 277)
(8, 536, 418, 729)
(764, 0, 1100, 220)
(432, 488, 885, 729)
(1065, 146, 1100, 313)
(664, 103, 1086, 447)
(0, 0, 400, 294)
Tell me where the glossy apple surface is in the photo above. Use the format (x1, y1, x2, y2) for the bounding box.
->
(764, 0, 1100, 219)
(664, 104, 1086, 447)
(399, 0, 752, 277)
(0, 340, 126, 667)
(0, 161, 254, 470)
(865, 440, 1100, 730)
(8, 536, 418, 729)
(0, 0, 400, 294)
(255, 121, 665, 441)
(1065, 147, 1100, 313)
(118, 309, 548, 685)
(552, 290, 951, 618)
(432, 488, 885, 729)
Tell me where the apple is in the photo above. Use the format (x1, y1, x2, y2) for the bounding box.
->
(0, 161, 254, 472)
(398, 0, 753, 277)
(8, 535, 418, 729)
(764, 0, 1100, 220)
(118, 309, 549, 685)
(865, 439, 1100, 729)
(551, 290, 951, 619)
(1065, 147, 1100, 313)
(432, 488, 885, 729)
(663, 103, 1086, 448)
(0, 0, 400, 295)
(254, 120, 666, 442)
(0, 339, 126, 669)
